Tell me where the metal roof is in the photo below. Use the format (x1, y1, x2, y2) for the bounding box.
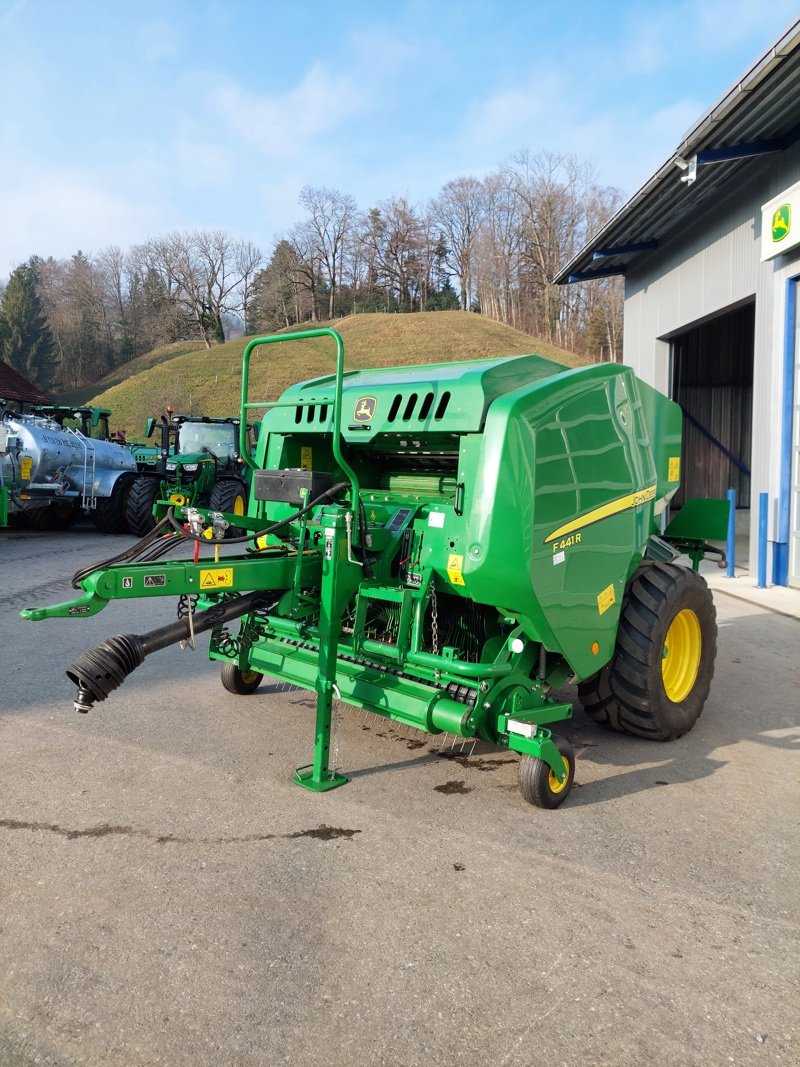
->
(0, 361, 52, 406)
(555, 17, 800, 284)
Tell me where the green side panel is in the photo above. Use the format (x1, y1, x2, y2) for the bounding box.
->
(664, 497, 731, 542)
(460, 364, 662, 680)
(636, 379, 683, 508)
(0, 485, 8, 527)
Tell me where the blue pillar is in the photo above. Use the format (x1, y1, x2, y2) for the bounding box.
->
(757, 492, 768, 589)
(726, 488, 736, 578)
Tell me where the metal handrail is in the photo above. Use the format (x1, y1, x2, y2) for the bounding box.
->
(67, 428, 97, 509)
(238, 329, 360, 505)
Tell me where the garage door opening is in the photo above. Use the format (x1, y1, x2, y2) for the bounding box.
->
(669, 301, 754, 569)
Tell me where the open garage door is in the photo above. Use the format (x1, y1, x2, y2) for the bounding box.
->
(669, 302, 754, 565)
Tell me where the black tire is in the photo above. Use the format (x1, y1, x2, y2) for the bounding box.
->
(26, 501, 80, 531)
(91, 473, 135, 534)
(578, 562, 717, 740)
(518, 739, 575, 809)
(126, 476, 160, 537)
(208, 479, 247, 537)
(220, 662, 263, 695)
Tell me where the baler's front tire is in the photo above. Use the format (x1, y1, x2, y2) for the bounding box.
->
(518, 740, 575, 809)
(220, 662, 263, 695)
(127, 476, 159, 537)
(578, 562, 717, 740)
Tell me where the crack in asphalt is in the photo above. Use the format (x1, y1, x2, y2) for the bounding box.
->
(0, 818, 361, 845)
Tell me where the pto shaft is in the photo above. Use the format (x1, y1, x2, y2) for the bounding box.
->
(67, 590, 274, 713)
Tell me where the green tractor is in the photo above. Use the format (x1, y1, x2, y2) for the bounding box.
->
(126, 411, 251, 538)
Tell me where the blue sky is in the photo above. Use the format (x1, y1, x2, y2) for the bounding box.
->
(0, 0, 797, 279)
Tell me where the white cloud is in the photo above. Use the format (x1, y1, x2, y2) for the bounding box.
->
(207, 63, 363, 156)
(136, 17, 181, 62)
(0, 161, 169, 276)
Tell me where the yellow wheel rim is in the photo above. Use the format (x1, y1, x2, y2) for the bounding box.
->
(548, 754, 570, 794)
(241, 670, 260, 685)
(234, 494, 245, 516)
(662, 608, 702, 702)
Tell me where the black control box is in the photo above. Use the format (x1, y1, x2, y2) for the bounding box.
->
(253, 468, 336, 505)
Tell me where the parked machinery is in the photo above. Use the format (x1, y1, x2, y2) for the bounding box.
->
(22, 330, 729, 807)
(125, 411, 251, 537)
(1, 407, 137, 532)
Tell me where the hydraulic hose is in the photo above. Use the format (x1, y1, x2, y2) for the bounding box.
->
(67, 590, 277, 713)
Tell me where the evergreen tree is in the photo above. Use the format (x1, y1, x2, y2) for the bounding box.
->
(0, 261, 57, 389)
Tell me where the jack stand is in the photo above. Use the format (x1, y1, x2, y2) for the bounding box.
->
(294, 507, 352, 793)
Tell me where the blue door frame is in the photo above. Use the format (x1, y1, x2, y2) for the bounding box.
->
(774, 274, 799, 585)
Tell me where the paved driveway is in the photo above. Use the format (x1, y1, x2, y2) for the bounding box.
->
(1, 527, 798, 1066)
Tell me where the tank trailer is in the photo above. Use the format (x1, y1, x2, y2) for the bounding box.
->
(21, 330, 728, 807)
(1, 407, 137, 532)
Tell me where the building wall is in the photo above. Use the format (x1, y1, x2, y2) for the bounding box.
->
(622, 142, 800, 579)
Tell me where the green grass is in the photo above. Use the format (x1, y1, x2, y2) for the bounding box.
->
(55, 311, 586, 437)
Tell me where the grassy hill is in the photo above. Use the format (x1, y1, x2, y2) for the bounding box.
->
(56, 311, 585, 436)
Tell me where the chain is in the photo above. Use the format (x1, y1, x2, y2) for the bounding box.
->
(177, 594, 199, 651)
(330, 685, 342, 778)
(430, 584, 439, 655)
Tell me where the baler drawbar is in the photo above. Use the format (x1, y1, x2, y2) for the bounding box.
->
(21, 329, 728, 807)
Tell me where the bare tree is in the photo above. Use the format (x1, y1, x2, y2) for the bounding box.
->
(472, 172, 522, 327)
(235, 239, 263, 334)
(298, 186, 357, 320)
(430, 176, 487, 311)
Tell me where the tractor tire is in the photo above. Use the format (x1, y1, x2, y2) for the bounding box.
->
(126, 476, 160, 537)
(518, 739, 575, 809)
(208, 479, 247, 537)
(26, 501, 80, 531)
(578, 562, 717, 741)
(91, 473, 135, 534)
(220, 662, 263, 695)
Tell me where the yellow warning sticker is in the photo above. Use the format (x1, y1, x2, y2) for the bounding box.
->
(597, 583, 616, 615)
(447, 553, 465, 586)
(668, 456, 680, 482)
(300, 446, 312, 471)
(20, 456, 33, 480)
(200, 568, 234, 590)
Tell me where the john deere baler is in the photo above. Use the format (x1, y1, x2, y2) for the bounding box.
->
(22, 329, 727, 807)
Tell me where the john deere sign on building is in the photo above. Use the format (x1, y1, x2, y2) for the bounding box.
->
(761, 179, 800, 260)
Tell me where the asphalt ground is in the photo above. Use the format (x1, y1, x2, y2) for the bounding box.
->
(1, 526, 798, 1067)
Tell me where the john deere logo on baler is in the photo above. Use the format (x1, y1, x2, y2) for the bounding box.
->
(354, 396, 376, 422)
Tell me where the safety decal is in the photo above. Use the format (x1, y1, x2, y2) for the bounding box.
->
(20, 457, 33, 480)
(447, 553, 465, 586)
(144, 574, 166, 588)
(300, 446, 313, 471)
(668, 456, 680, 482)
(597, 583, 616, 615)
(200, 568, 233, 589)
(544, 484, 657, 544)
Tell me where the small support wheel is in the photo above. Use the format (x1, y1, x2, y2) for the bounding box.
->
(220, 662, 263, 695)
(518, 739, 575, 809)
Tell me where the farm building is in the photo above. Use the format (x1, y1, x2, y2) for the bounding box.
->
(0, 361, 52, 410)
(556, 17, 800, 588)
